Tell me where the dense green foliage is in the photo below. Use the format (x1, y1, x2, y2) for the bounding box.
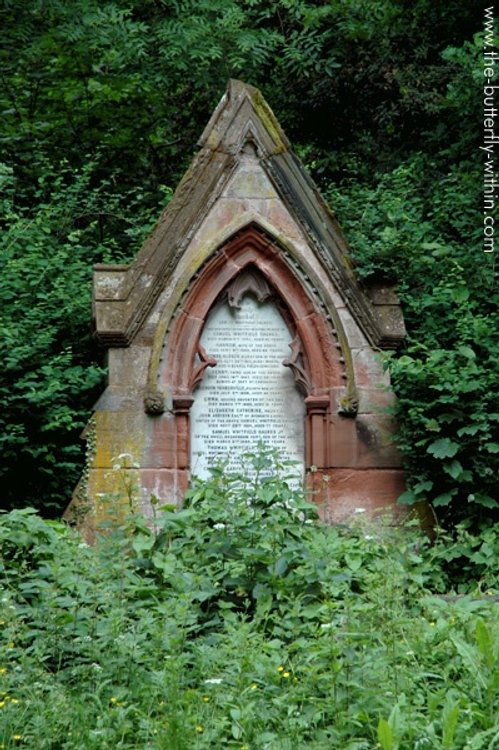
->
(328, 146, 498, 525)
(1, 0, 497, 522)
(1, 460, 498, 748)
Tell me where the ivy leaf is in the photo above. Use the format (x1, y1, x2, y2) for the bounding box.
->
(484, 442, 499, 453)
(443, 459, 463, 480)
(397, 489, 417, 505)
(427, 438, 459, 459)
(433, 490, 458, 507)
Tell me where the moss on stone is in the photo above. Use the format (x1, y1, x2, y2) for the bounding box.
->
(250, 90, 287, 153)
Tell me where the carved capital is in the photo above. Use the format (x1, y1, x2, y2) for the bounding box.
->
(172, 395, 195, 414)
(304, 395, 330, 414)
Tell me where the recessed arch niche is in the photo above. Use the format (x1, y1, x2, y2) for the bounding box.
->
(158, 225, 346, 480)
(189, 284, 306, 478)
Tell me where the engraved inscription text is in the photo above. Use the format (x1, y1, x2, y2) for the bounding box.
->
(190, 295, 305, 478)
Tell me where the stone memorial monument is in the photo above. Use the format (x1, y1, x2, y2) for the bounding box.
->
(67, 79, 407, 527)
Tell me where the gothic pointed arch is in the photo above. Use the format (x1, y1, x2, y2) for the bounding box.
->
(158, 224, 350, 396)
(156, 224, 350, 474)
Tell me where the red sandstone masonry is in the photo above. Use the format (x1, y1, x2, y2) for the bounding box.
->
(67, 80, 407, 532)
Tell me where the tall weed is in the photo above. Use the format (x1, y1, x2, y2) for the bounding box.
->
(1, 461, 497, 748)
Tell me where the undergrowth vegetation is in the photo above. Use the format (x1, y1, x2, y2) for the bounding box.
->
(1, 454, 498, 749)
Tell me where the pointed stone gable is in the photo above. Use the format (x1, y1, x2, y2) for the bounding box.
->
(68, 80, 406, 530)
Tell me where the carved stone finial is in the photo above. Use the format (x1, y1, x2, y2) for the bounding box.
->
(190, 344, 217, 391)
(283, 336, 311, 396)
(227, 269, 272, 308)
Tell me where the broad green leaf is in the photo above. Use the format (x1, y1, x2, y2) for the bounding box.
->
(475, 619, 495, 668)
(388, 704, 402, 739)
(457, 423, 486, 437)
(469, 494, 499, 509)
(427, 438, 460, 459)
(441, 692, 460, 749)
(433, 491, 457, 507)
(345, 554, 362, 571)
(421, 241, 446, 251)
(457, 345, 476, 359)
(415, 480, 434, 493)
(378, 718, 394, 750)
(272, 556, 289, 576)
(231, 723, 242, 740)
(397, 489, 417, 505)
(451, 637, 487, 689)
(451, 287, 469, 303)
(443, 459, 463, 480)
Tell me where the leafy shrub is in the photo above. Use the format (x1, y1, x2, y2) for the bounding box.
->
(329, 148, 499, 526)
(0, 161, 166, 514)
(1, 460, 498, 748)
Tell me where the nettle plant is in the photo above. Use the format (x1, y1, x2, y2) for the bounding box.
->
(127, 446, 484, 629)
(1, 450, 498, 750)
(131, 448, 324, 632)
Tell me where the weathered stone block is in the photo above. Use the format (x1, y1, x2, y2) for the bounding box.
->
(310, 468, 406, 524)
(108, 346, 151, 390)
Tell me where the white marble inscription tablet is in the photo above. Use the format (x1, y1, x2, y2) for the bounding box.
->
(190, 295, 305, 478)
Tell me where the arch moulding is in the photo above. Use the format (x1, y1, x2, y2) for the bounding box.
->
(158, 224, 346, 478)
